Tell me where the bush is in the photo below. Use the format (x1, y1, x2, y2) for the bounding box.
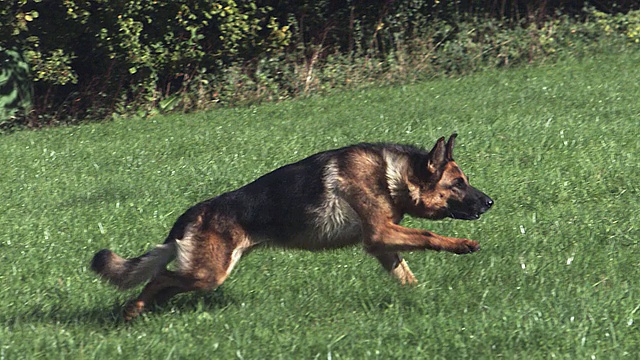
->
(0, 1, 638, 128)
(1, 0, 290, 124)
(591, 7, 640, 43)
(0, 47, 33, 127)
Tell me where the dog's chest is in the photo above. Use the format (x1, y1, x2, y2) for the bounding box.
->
(308, 192, 363, 247)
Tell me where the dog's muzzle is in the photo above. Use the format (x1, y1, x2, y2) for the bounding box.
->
(449, 194, 494, 220)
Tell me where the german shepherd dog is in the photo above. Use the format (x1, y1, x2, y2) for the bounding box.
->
(91, 134, 493, 320)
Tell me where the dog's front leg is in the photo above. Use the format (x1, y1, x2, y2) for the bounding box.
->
(373, 252, 418, 285)
(365, 222, 479, 255)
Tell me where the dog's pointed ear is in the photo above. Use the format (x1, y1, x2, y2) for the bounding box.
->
(427, 136, 447, 173)
(445, 133, 457, 161)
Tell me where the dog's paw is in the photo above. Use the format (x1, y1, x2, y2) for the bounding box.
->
(123, 300, 145, 321)
(456, 239, 480, 254)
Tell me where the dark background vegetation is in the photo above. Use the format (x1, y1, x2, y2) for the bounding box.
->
(1, 0, 639, 128)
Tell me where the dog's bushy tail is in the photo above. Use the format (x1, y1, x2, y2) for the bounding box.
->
(90, 242, 176, 290)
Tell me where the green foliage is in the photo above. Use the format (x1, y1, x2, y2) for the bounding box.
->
(0, 1, 639, 126)
(1, 0, 78, 86)
(0, 47, 33, 124)
(94, 1, 288, 79)
(24, 48, 78, 85)
(591, 7, 640, 44)
(0, 0, 291, 125)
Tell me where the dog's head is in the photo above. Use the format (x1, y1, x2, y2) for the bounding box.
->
(406, 134, 493, 220)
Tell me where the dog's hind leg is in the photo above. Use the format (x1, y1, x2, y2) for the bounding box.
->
(124, 228, 254, 320)
(373, 252, 418, 285)
(123, 270, 206, 320)
(123, 258, 239, 320)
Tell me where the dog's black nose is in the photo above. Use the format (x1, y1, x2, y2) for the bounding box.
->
(486, 198, 494, 208)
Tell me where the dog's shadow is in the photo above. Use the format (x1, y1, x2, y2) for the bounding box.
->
(4, 288, 234, 327)
(158, 287, 235, 317)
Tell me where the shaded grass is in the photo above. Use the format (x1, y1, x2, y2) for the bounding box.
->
(0, 51, 639, 358)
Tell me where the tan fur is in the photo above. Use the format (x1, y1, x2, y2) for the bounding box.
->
(174, 222, 199, 273)
(382, 149, 411, 202)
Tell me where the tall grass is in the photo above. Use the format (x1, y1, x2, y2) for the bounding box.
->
(0, 51, 638, 358)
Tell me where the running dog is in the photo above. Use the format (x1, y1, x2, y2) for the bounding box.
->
(91, 133, 493, 319)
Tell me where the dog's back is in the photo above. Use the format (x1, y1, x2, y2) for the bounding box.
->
(216, 143, 428, 249)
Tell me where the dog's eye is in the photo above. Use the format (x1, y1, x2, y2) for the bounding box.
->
(452, 178, 466, 189)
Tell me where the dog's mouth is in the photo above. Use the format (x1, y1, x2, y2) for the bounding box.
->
(448, 210, 483, 221)
(448, 203, 493, 221)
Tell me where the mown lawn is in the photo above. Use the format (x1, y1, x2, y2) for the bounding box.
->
(1, 51, 639, 359)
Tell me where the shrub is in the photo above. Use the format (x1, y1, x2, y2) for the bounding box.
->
(591, 7, 640, 44)
(1, 0, 290, 124)
(0, 1, 638, 128)
(0, 47, 33, 126)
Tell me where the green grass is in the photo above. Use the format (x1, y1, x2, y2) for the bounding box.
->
(1, 51, 639, 359)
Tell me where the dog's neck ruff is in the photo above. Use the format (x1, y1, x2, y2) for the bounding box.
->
(382, 149, 419, 206)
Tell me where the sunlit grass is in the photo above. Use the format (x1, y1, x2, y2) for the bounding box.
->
(0, 51, 638, 358)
